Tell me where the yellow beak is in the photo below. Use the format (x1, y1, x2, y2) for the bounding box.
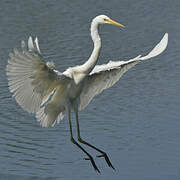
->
(107, 19, 125, 28)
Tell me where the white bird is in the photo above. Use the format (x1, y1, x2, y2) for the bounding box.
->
(6, 15, 168, 173)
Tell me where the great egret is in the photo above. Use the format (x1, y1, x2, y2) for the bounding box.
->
(6, 15, 168, 173)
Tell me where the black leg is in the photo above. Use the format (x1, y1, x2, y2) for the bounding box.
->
(74, 110, 115, 170)
(67, 109, 100, 173)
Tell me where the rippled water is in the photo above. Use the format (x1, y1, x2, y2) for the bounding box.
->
(0, 0, 180, 179)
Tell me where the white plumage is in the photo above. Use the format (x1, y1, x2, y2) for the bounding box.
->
(6, 15, 168, 172)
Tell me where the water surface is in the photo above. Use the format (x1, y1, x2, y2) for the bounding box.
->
(0, 0, 180, 179)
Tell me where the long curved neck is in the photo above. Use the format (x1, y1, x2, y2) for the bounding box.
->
(79, 20, 101, 74)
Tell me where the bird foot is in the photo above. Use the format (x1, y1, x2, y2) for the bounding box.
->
(84, 156, 100, 173)
(97, 153, 115, 170)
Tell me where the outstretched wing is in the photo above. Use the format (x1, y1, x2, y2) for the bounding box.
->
(6, 37, 69, 115)
(79, 33, 168, 110)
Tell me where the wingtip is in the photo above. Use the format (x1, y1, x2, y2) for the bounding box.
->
(34, 37, 41, 54)
(28, 36, 34, 51)
(140, 32, 169, 61)
(28, 36, 33, 44)
(163, 32, 168, 48)
(21, 40, 26, 52)
(164, 32, 168, 38)
(162, 32, 168, 43)
(159, 32, 168, 53)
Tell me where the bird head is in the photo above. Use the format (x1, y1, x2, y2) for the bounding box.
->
(94, 15, 125, 28)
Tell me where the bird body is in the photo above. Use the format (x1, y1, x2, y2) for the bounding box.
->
(6, 15, 168, 172)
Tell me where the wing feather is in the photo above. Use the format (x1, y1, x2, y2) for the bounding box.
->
(79, 33, 168, 110)
(6, 37, 70, 116)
